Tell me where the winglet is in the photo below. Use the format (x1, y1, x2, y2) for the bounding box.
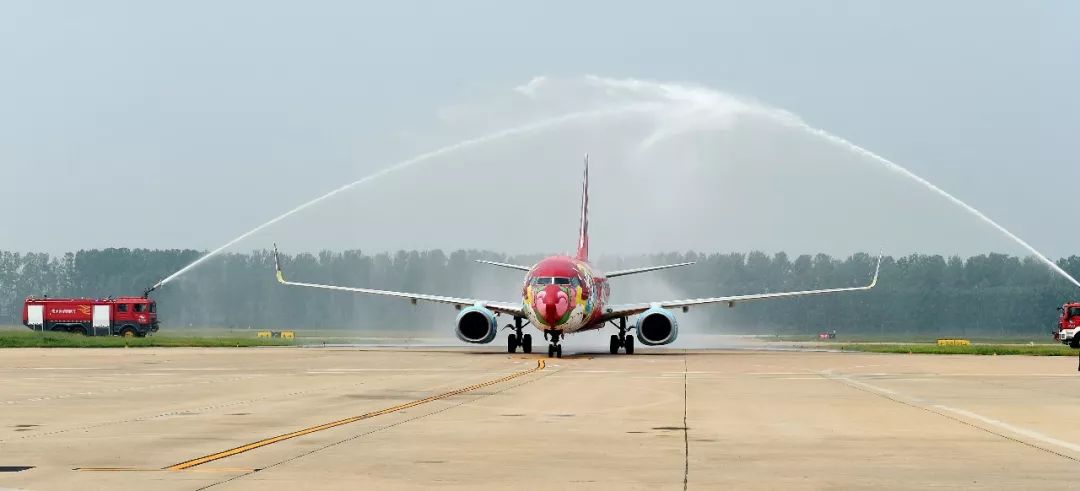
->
(273, 243, 287, 284)
(868, 253, 883, 288)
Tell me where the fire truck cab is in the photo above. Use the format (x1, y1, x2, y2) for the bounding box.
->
(23, 296, 159, 337)
(1056, 302, 1080, 348)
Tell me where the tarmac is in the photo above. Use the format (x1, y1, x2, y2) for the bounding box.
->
(2, 344, 1080, 490)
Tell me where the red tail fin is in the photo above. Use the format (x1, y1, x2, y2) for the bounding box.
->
(577, 155, 589, 261)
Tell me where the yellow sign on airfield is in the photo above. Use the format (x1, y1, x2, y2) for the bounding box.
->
(937, 339, 971, 346)
(256, 330, 294, 339)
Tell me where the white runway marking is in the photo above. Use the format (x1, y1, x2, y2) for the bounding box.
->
(827, 370, 1080, 458)
(154, 368, 231, 371)
(26, 369, 101, 373)
(819, 370, 898, 397)
(306, 368, 497, 375)
(945, 373, 1077, 377)
(933, 405, 1080, 454)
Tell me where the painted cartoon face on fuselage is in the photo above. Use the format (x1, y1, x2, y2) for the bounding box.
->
(522, 256, 608, 333)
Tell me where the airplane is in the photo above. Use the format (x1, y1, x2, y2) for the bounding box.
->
(272, 156, 881, 358)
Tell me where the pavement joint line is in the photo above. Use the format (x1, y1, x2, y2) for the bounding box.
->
(196, 359, 561, 490)
(820, 369, 1080, 464)
(682, 350, 689, 491)
(75, 467, 256, 473)
(1, 374, 264, 406)
(6, 381, 372, 443)
(164, 359, 546, 471)
(74, 468, 165, 472)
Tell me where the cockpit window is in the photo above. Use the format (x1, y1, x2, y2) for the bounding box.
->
(533, 277, 572, 286)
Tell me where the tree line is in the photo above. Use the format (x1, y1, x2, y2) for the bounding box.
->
(1, 248, 1078, 337)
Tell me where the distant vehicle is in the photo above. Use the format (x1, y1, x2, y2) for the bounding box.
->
(23, 296, 159, 337)
(1056, 302, 1080, 348)
(273, 156, 881, 358)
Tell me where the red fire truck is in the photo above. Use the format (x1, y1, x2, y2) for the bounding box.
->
(23, 296, 159, 337)
(1057, 302, 1080, 348)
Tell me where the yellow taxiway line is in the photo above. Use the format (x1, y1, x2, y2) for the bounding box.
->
(164, 359, 546, 471)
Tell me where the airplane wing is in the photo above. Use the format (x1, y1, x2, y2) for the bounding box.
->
(601, 255, 881, 322)
(474, 260, 531, 272)
(273, 245, 525, 317)
(606, 262, 695, 278)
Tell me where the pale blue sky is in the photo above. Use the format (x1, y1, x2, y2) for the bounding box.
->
(1, 1, 1077, 257)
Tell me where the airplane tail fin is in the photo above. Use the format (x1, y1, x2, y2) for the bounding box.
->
(576, 154, 589, 261)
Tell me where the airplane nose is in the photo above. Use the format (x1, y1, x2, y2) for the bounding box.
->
(544, 303, 560, 326)
(536, 285, 570, 326)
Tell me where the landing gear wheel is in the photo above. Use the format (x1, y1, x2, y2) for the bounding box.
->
(507, 333, 519, 353)
(547, 344, 555, 358)
(521, 334, 532, 354)
(556, 345, 563, 358)
(623, 335, 635, 355)
(610, 334, 620, 354)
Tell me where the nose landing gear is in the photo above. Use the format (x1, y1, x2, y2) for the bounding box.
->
(544, 330, 563, 358)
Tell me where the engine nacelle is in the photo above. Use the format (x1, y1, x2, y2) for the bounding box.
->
(455, 305, 499, 344)
(635, 307, 679, 346)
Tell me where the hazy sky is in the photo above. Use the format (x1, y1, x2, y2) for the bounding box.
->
(2, 1, 1077, 259)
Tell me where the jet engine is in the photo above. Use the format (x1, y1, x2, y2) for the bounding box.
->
(455, 305, 499, 344)
(635, 307, 679, 346)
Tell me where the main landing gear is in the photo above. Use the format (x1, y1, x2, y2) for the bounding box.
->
(507, 317, 532, 354)
(544, 330, 563, 358)
(609, 317, 634, 355)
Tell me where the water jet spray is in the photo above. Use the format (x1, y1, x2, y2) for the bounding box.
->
(147, 103, 661, 291)
(148, 75, 1079, 294)
(582, 75, 1080, 289)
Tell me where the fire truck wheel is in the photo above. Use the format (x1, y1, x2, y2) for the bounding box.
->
(1070, 340, 1079, 349)
(69, 326, 86, 336)
(121, 328, 137, 338)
